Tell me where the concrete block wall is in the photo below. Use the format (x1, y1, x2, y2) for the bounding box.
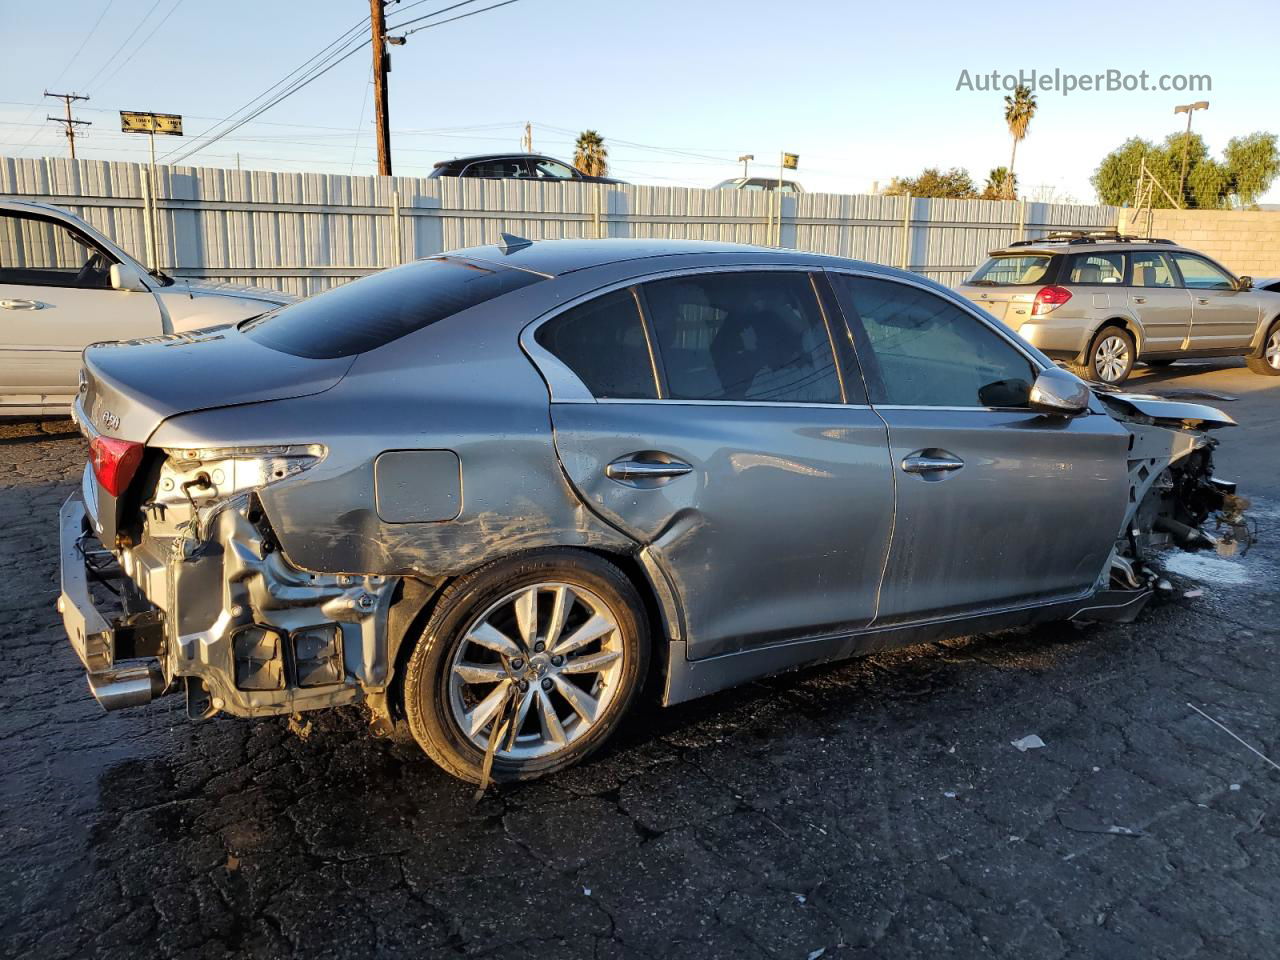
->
(1118, 208, 1280, 279)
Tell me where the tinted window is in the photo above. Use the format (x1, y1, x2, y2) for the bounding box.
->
(1171, 253, 1235, 290)
(642, 272, 841, 403)
(1067, 252, 1124, 285)
(243, 258, 543, 359)
(0, 212, 113, 289)
(969, 255, 1052, 286)
(463, 159, 528, 179)
(1131, 251, 1175, 288)
(833, 274, 1034, 408)
(535, 289, 658, 399)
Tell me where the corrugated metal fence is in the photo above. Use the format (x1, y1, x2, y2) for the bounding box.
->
(1, 156, 1118, 297)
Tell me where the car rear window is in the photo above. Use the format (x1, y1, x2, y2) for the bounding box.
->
(968, 255, 1053, 286)
(241, 257, 543, 359)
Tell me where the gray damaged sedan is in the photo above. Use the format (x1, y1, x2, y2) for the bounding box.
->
(59, 238, 1240, 783)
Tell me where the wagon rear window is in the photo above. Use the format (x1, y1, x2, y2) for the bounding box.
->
(242, 257, 543, 359)
(968, 255, 1053, 286)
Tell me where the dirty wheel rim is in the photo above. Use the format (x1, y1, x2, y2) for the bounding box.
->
(1094, 335, 1130, 382)
(1267, 330, 1280, 369)
(448, 582, 624, 761)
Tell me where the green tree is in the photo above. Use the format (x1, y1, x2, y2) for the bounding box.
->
(1003, 85, 1037, 199)
(573, 130, 608, 178)
(1224, 132, 1280, 206)
(1092, 130, 1278, 208)
(982, 167, 1016, 200)
(884, 167, 977, 199)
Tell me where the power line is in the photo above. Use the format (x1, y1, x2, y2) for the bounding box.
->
(390, 0, 524, 36)
(79, 0, 168, 91)
(94, 0, 189, 93)
(161, 18, 372, 164)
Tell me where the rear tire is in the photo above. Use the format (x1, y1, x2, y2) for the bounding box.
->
(1245, 321, 1280, 376)
(403, 550, 649, 784)
(1074, 326, 1136, 385)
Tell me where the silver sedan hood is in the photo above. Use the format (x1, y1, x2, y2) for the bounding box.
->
(79, 326, 353, 442)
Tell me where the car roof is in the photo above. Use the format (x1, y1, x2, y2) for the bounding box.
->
(433, 153, 558, 168)
(444, 237, 852, 277)
(990, 234, 1184, 257)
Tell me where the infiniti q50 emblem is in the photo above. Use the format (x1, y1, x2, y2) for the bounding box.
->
(100, 410, 121, 432)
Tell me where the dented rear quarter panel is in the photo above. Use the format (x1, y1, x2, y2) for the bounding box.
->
(146, 278, 639, 581)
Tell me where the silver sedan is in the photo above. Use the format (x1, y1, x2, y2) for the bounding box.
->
(58, 238, 1238, 784)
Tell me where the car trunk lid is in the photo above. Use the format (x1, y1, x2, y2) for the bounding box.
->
(79, 325, 353, 444)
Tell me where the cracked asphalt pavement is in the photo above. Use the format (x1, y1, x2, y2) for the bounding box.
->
(2, 358, 1278, 959)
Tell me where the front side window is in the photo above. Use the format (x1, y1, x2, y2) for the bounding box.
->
(535, 289, 658, 399)
(1067, 252, 1125, 285)
(0, 212, 114, 289)
(968, 255, 1052, 286)
(1130, 252, 1176, 288)
(243, 257, 543, 359)
(1171, 253, 1235, 290)
(832, 274, 1034, 408)
(641, 272, 841, 403)
(534, 159, 577, 180)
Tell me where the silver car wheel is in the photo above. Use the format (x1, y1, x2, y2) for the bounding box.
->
(1094, 335, 1130, 382)
(1267, 330, 1280, 369)
(447, 582, 624, 761)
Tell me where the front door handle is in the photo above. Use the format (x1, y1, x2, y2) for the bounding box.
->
(901, 452, 965, 474)
(0, 299, 44, 310)
(605, 456, 693, 483)
(1196, 297, 1210, 305)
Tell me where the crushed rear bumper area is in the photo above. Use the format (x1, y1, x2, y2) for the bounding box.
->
(58, 496, 169, 710)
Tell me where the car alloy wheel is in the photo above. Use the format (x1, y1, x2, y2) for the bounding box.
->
(447, 582, 625, 760)
(403, 550, 648, 783)
(1268, 329, 1280, 369)
(1093, 333, 1131, 383)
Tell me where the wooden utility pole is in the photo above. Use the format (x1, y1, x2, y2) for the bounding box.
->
(369, 0, 392, 176)
(45, 91, 91, 159)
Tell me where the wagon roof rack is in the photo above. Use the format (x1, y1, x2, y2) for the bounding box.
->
(1004, 230, 1176, 248)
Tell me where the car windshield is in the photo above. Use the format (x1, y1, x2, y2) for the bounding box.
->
(968, 255, 1053, 286)
(241, 257, 544, 359)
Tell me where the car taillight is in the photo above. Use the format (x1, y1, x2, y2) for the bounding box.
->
(1032, 285, 1072, 316)
(90, 436, 145, 497)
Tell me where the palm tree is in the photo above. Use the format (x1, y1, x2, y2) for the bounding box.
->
(573, 130, 608, 178)
(1003, 85, 1037, 200)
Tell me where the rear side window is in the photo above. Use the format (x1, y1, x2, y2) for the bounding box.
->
(641, 271, 841, 403)
(968, 255, 1052, 286)
(242, 258, 543, 359)
(535, 289, 658, 399)
(1131, 252, 1176, 288)
(1067, 252, 1124, 285)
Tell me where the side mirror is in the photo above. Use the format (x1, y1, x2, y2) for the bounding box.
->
(1029, 367, 1090, 416)
(1236, 275, 1253, 291)
(110, 262, 150, 293)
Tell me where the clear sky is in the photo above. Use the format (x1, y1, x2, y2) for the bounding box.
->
(2, 0, 1277, 204)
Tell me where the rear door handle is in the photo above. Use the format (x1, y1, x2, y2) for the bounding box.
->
(1196, 297, 1210, 305)
(0, 299, 44, 310)
(1132, 296, 1147, 304)
(605, 456, 693, 483)
(901, 452, 965, 474)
